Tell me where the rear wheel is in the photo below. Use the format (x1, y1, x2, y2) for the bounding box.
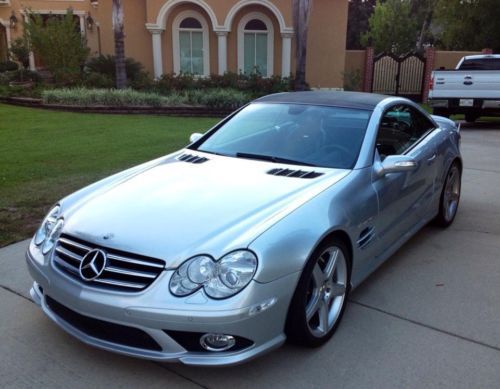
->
(434, 162, 461, 227)
(286, 237, 350, 347)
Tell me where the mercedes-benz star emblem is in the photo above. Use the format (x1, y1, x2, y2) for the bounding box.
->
(79, 249, 107, 281)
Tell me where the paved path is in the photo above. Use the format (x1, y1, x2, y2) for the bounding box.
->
(1, 125, 499, 388)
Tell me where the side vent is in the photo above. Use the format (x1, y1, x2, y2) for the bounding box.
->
(177, 153, 209, 164)
(267, 168, 324, 179)
(357, 227, 375, 249)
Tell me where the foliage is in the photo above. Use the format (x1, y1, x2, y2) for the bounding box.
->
(24, 9, 90, 84)
(434, 0, 500, 52)
(41, 87, 254, 109)
(362, 0, 418, 54)
(342, 69, 363, 91)
(0, 103, 218, 246)
(187, 89, 249, 109)
(346, 0, 376, 49)
(156, 72, 294, 97)
(42, 88, 180, 107)
(9, 37, 30, 69)
(0, 61, 19, 73)
(85, 55, 144, 82)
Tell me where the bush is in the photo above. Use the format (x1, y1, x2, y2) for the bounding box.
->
(156, 72, 295, 97)
(84, 55, 151, 88)
(41, 88, 187, 107)
(82, 72, 115, 89)
(9, 38, 30, 69)
(187, 88, 250, 109)
(0, 61, 19, 73)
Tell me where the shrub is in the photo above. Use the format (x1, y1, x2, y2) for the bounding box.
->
(0, 61, 19, 73)
(156, 72, 295, 97)
(187, 88, 250, 109)
(85, 55, 151, 88)
(24, 9, 90, 84)
(41, 88, 189, 107)
(82, 72, 115, 89)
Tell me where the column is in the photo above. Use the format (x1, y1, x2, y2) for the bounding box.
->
(3, 22, 11, 49)
(79, 15, 85, 36)
(281, 33, 293, 77)
(216, 31, 228, 75)
(149, 29, 164, 79)
(23, 15, 36, 70)
(422, 47, 436, 103)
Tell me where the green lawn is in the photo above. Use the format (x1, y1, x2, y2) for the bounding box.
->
(0, 104, 219, 247)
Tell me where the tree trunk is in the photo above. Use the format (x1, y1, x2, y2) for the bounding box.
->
(416, 6, 433, 51)
(113, 0, 127, 89)
(293, 0, 312, 91)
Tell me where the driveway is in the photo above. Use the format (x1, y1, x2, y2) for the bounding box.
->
(1, 124, 499, 388)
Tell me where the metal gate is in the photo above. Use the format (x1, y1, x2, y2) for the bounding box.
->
(371, 52, 426, 101)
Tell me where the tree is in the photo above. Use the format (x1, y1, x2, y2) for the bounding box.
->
(293, 0, 313, 90)
(410, 0, 437, 51)
(346, 0, 376, 50)
(361, 0, 418, 54)
(24, 9, 89, 83)
(112, 0, 127, 89)
(434, 0, 500, 52)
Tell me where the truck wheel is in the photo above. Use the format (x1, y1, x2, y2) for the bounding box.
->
(433, 108, 450, 118)
(465, 113, 479, 123)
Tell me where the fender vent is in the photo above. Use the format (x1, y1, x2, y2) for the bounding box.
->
(357, 227, 375, 249)
(267, 168, 323, 179)
(177, 153, 209, 164)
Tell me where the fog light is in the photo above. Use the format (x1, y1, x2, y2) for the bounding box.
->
(200, 333, 235, 352)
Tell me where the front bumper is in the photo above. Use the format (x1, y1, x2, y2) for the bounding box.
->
(26, 241, 298, 366)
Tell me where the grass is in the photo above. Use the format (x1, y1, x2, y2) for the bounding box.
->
(0, 104, 219, 247)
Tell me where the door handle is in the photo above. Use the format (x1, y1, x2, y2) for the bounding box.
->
(427, 154, 436, 162)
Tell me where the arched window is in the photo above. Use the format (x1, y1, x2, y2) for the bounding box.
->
(238, 12, 274, 77)
(172, 11, 210, 76)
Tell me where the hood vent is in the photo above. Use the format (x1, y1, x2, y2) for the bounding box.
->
(177, 153, 209, 164)
(267, 168, 324, 179)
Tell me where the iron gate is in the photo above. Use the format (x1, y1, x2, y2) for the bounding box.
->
(371, 52, 426, 101)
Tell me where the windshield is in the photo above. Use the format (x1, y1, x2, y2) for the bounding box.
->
(193, 103, 371, 169)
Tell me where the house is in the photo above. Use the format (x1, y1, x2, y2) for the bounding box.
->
(0, 0, 348, 88)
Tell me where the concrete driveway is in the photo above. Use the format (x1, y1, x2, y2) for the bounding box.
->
(1, 124, 499, 388)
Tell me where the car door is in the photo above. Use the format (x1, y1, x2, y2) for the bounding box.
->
(372, 104, 438, 251)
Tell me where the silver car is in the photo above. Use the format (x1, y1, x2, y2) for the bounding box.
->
(26, 92, 462, 366)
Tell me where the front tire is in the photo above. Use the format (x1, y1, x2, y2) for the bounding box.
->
(285, 237, 351, 347)
(434, 162, 461, 227)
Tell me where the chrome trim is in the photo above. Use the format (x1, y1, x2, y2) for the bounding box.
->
(105, 266, 157, 279)
(107, 253, 165, 269)
(93, 278, 147, 289)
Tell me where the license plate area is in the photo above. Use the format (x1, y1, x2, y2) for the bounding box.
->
(459, 99, 474, 107)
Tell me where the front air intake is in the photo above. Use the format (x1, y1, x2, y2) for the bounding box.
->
(177, 153, 209, 164)
(267, 168, 324, 179)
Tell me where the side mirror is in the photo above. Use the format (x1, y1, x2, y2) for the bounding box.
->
(189, 133, 203, 143)
(374, 155, 417, 177)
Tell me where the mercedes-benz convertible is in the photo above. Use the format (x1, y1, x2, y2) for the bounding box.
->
(26, 91, 462, 366)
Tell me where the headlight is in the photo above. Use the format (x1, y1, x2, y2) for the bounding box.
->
(34, 205, 64, 255)
(169, 250, 258, 299)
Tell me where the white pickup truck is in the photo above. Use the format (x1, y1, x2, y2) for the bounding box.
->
(427, 54, 500, 122)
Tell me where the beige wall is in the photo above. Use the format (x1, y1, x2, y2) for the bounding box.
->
(1, 0, 349, 88)
(344, 49, 365, 90)
(433, 50, 481, 70)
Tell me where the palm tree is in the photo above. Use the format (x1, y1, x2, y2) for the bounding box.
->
(112, 0, 127, 89)
(292, 0, 313, 90)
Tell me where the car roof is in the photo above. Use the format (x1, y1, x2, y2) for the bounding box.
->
(462, 54, 500, 60)
(254, 91, 389, 110)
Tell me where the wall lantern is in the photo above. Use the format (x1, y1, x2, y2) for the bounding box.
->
(86, 13, 94, 30)
(10, 11, 18, 29)
(90, 0, 99, 8)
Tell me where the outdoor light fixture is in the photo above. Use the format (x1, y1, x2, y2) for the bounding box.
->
(10, 11, 18, 29)
(86, 13, 94, 30)
(90, 0, 99, 8)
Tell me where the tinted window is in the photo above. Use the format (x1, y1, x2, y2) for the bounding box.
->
(459, 58, 500, 70)
(376, 104, 434, 158)
(194, 103, 372, 169)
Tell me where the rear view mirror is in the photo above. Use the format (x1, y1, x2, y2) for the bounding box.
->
(189, 133, 203, 143)
(375, 155, 417, 177)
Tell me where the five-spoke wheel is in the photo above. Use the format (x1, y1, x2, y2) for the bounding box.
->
(435, 162, 461, 227)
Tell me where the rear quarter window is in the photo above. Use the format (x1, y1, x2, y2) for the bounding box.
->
(459, 58, 500, 70)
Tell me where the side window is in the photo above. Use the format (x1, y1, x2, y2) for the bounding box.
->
(376, 104, 434, 159)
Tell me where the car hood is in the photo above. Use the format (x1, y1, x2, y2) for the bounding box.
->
(62, 151, 350, 267)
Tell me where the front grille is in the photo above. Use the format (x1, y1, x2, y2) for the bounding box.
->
(46, 296, 162, 351)
(53, 234, 165, 292)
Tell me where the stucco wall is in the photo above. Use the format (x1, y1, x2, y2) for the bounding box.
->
(344, 49, 365, 90)
(433, 50, 481, 70)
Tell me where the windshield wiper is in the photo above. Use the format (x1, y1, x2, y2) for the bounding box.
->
(235, 152, 317, 167)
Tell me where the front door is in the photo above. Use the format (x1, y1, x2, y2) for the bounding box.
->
(372, 104, 438, 250)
